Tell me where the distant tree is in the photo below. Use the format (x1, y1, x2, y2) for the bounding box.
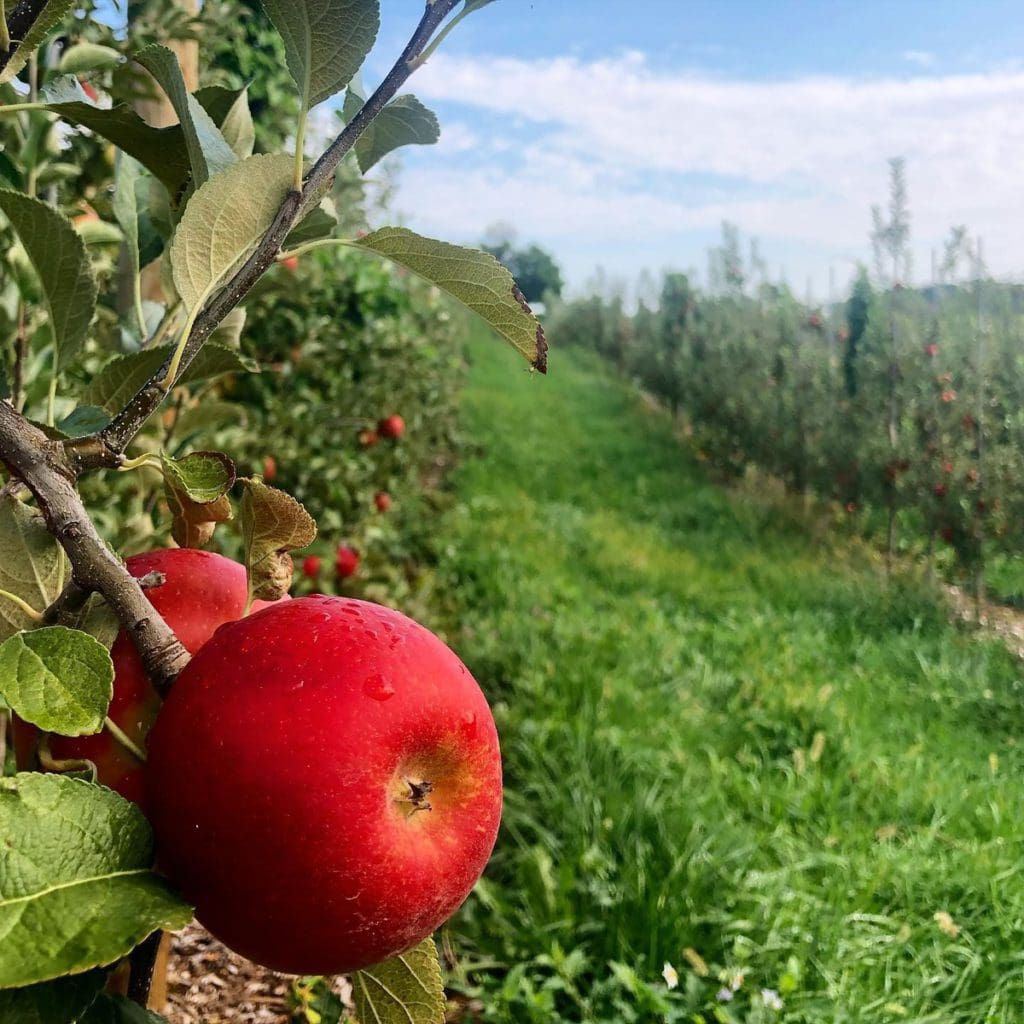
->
(844, 266, 873, 397)
(481, 230, 564, 303)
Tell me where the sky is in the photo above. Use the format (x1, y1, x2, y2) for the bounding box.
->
(358, 1, 1024, 301)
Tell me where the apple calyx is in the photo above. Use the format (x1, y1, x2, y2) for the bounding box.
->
(398, 776, 435, 816)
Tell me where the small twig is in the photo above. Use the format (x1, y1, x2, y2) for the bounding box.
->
(127, 931, 163, 1008)
(0, 0, 52, 76)
(69, 0, 462, 473)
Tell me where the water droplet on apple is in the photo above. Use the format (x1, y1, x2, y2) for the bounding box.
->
(363, 673, 395, 701)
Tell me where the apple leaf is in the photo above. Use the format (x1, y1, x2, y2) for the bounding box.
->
(0, 626, 114, 736)
(284, 202, 338, 249)
(82, 343, 259, 414)
(210, 305, 247, 348)
(259, 0, 379, 110)
(134, 45, 237, 188)
(352, 227, 547, 372)
(58, 42, 121, 74)
(79, 993, 169, 1023)
(217, 88, 256, 159)
(170, 153, 294, 315)
(0, 968, 107, 1024)
(0, 189, 97, 371)
(351, 938, 445, 1024)
(0, 496, 63, 642)
(58, 405, 112, 439)
(172, 400, 248, 446)
(343, 87, 439, 174)
(0, 0, 76, 85)
(162, 451, 236, 549)
(239, 479, 316, 602)
(113, 154, 145, 307)
(55, 593, 121, 653)
(0, 773, 193, 988)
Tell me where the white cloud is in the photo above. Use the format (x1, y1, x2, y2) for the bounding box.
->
(388, 52, 1024, 293)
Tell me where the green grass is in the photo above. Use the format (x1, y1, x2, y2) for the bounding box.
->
(435, 329, 1024, 1023)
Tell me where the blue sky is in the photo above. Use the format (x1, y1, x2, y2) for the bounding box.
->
(360, 2, 1024, 299)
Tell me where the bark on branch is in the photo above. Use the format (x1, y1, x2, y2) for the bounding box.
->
(1, 0, 49, 76)
(0, 402, 189, 693)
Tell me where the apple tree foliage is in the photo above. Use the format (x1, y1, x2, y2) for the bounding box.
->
(0, 0, 544, 1020)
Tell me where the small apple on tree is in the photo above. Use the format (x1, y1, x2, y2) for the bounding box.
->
(0, 0, 548, 1020)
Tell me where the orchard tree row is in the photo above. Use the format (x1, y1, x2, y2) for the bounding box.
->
(0, 0, 547, 1022)
(550, 161, 1024, 603)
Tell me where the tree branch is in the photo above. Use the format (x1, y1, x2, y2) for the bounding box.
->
(69, 0, 462, 473)
(0, 0, 48, 76)
(0, 402, 189, 694)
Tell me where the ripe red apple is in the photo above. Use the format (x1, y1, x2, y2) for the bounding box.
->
(302, 554, 322, 578)
(37, 549, 278, 809)
(145, 596, 502, 974)
(262, 455, 277, 482)
(374, 491, 392, 513)
(925, 343, 939, 358)
(336, 545, 359, 579)
(281, 255, 299, 272)
(378, 415, 405, 440)
(359, 429, 379, 448)
(934, 482, 947, 498)
(79, 79, 100, 102)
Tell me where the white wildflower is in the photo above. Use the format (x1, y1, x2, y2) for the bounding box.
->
(661, 962, 679, 990)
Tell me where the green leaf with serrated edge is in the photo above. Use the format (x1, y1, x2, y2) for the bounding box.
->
(170, 153, 293, 315)
(0, 968, 107, 1024)
(0, 190, 97, 371)
(75, 220, 124, 246)
(0, 496, 62, 641)
(161, 450, 236, 504)
(81, 343, 259, 414)
(0, 773, 193, 988)
(239, 479, 316, 602)
(134, 45, 237, 188)
(0, 0, 76, 85)
(80, 992, 169, 1023)
(193, 84, 247, 126)
(58, 405, 111, 438)
(259, 0, 379, 109)
(343, 87, 439, 174)
(113, 154, 144, 308)
(217, 88, 255, 159)
(172, 401, 247, 446)
(352, 227, 548, 372)
(58, 593, 120, 652)
(351, 937, 445, 1024)
(58, 42, 120, 74)
(284, 203, 337, 249)
(0, 626, 113, 736)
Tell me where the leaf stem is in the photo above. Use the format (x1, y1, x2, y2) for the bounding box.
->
(0, 587, 42, 621)
(46, 370, 57, 428)
(160, 303, 203, 391)
(0, 102, 46, 114)
(293, 114, 308, 193)
(0, 0, 9, 53)
(105, 716, 147, 762)
(117, 453, 162, 472)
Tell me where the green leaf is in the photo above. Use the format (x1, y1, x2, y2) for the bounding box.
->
(80, 993, 169, 1023)
(284, 202, 337, 248)
(134, 45, 237, 188)
(0, 969, 107, 1024)
(239, 479, 316, 602)
(113, 154, 145, 306)
(170, 153, 294, 315)
(209, 305, 246, 348)
(0, 626, 114, 736)
(0, 0, 76, 85)
(353, 227, 548, 372)
(217, 88, 255, 159)
(58, 42, 121, 74)
(0, 496, 62, 641)
(57, 593, 120, 653)
(0, 190, 97, 371)
(58, 405, 111, 438)
(260, 0, 379, 109)
(0, 773, 193, 988)
(171, 400, 247, 446)
(75, 220, 124, 246)
(82, 343, 258, 413)
(161, 450, 236, 548)
(351, 938, 445, 1024)
(343, 88, 439, 174)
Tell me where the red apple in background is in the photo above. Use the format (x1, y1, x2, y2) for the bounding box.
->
(378, 415, 405, 440)
(79, 79, 99, 102)
(336, 545, 360, 579)
(359, 429, 379, 448)
(925, 343, 939, 358)
(302, 555, 322, 578)
(37, 550, 278, 809)
(281, 255, 299, 271)
(145, 596, 502, 974)
(374, 491, 392, 513)
(262, 455, 277, 482)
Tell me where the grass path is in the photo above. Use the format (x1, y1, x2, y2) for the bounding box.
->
(438, 330, 1024, 1023)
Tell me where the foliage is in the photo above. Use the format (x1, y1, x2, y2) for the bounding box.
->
(481, 233, 564, 304)
(434, 327, 1024, 1023)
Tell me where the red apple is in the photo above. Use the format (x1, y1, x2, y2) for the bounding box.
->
(302, 555, 322, 578)
(374, 491, 392, 513)
(144, 596, 502, 974)
(378, 415, 405, 440)
(38, 549, 278, 809)
(281, 255, 299, 272)
(359, 429, 379, 448)
(79, 80, 100, 102)
(262, 455, 277, 482)
(925, 343, 939, 358)
(336, 545, 359, 579)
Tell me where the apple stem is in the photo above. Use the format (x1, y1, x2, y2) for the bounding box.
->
(105, 716, 148, 763)
(0, 586, 42, 622)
